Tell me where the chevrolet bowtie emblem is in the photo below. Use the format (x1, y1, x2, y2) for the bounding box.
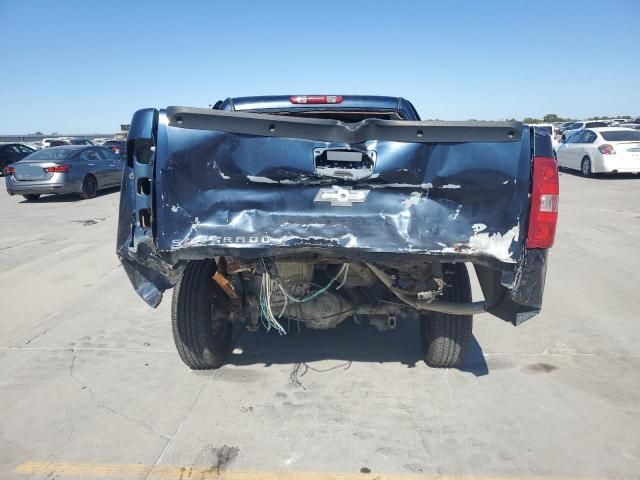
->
(314, 186, 370, 207)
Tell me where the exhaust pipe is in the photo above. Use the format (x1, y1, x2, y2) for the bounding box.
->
(365, 263, 486, 316)
(411, 298, 486, 315)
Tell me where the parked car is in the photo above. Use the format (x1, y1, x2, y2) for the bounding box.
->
(619, 123, 640, 130)
(41, 137, 93, 148)
(42, 138, 70, 148)
(23, 142, 42, 150)
(91, 138, 109, 146)
(68, 138, 94, 145)
(556, 127, 640, 176)
(0, 143, 36, 176)
(117, 94, 559, 370)
(606, 119, 628, 126)
(4, 145, 124, 200)
(556, 122, 576, 135)
(103, 140, 127, 157)
(561, 121, 609, 141)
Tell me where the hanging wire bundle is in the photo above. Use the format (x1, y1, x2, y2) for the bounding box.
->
(259, 260, 349, 335)
(259, 268, 288, 335)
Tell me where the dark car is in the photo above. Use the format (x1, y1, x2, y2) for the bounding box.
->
(4, 145, 124, 200)
(1, 143, 36, 175)
(103, 140, 127, 157)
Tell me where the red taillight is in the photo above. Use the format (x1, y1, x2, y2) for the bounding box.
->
(4, 165, 15, 175)
(526, 156, 559, 249)
(598, 144, 616, 155)
(289, 95, 343, 104)
(44, 165, 71, 173)
(111, 146, 120, 154)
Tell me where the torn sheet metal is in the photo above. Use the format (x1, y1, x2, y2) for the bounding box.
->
(117, 107, 544, 323)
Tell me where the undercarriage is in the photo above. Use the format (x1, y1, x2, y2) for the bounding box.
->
(171, 256, 477, 369)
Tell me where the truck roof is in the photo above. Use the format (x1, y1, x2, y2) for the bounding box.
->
(215, 95, 421, 120)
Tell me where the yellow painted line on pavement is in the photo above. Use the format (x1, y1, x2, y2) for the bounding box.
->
(13, 462, 592, 480)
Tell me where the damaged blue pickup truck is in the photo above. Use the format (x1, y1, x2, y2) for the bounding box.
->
(116, 95, 559, 369)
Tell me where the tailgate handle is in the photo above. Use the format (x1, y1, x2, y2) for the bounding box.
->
(313, 148, 376, 180)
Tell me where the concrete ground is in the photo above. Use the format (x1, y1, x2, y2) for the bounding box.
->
(0, 171, 639, 480)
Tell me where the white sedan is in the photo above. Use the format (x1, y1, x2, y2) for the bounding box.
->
(556, 127, 640, 177)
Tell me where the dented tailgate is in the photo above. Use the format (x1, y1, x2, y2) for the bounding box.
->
(117, 107, 534, 311)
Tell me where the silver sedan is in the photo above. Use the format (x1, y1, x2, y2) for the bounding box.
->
(4, 145, 125, 200)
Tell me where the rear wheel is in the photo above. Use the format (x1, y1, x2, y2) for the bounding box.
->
(420, 263, 473, 368)
(171, 260, 232, 370)
(79, 175, 98, 199)
(581, 157, 592, 178)
(22, 194, 41, 201)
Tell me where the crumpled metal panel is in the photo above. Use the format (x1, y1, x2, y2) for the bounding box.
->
(117, 107, 538, 314)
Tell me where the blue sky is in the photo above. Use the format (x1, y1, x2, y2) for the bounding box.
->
(0, 0, 638, 134)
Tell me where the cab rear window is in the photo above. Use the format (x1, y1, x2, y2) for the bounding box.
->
(250, 110, 406, 122)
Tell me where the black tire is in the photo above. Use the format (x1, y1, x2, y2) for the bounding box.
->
(79, 175, 98, 199)
(22, 194, 41, 201)
(420, 263, 473, 368)
(171, 260, 232, 369)
(581, 157, 592, 178)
